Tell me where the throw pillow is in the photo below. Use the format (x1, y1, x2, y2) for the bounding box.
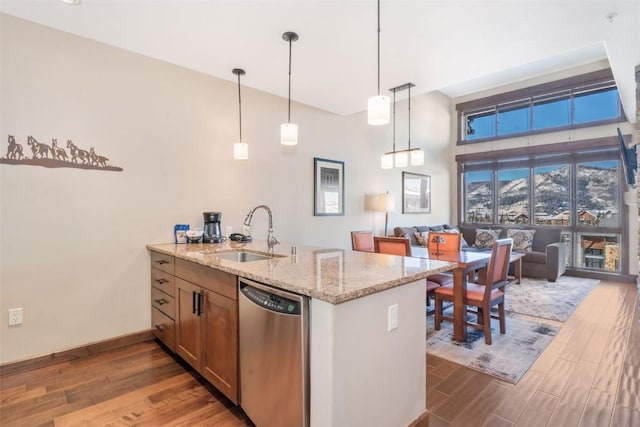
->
(507, 229, 536, 252)
(475, 229, 500, 249)
(414, 231, 429, 246)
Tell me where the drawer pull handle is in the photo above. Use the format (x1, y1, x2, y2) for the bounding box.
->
(154, 324, 164, 331)
(155, 278, 169, 284)
(154, 298, 167, 305)
(155, 260, 169, 265)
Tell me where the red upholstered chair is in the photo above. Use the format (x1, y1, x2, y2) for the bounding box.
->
(427, 232, 461, 286)
(434, 238, 513, 345)
(374, 236, 441, 309)
(351, 230, 375, 252)
(374, 236, 412, 256)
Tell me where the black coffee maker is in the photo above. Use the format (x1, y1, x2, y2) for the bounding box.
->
(202, 212, 223, 243)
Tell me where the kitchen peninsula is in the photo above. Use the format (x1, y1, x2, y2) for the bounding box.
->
(147, 240, 455, 427)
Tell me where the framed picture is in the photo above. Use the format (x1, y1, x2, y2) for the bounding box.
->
(314, 157, 344, 216)
(402, 172, 431, 214)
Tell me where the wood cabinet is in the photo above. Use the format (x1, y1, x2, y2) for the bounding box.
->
(173, 258, 239, 404)
(150, 252, 176, 351)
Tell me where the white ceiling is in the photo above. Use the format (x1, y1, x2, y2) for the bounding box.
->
(1, 0, 638, 121)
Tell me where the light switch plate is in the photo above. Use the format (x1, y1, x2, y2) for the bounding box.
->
(388, 304, 398, 331)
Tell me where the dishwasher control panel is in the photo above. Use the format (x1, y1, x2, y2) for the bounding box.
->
(240, 282, 302, 315)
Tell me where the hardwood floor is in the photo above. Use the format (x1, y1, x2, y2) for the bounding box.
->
(427, 280, 640, 427)
(1, 280, 637, 426)
(0, 342, 253, 426)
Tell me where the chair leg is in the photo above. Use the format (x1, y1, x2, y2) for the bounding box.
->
(483, 306, 492, 345)
(434, 296, 441, 330)
(477, 307, 484, 325)
(498, 302, 506, 334)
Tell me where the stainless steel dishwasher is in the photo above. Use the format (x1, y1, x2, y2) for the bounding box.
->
(238, 277, 309, 427)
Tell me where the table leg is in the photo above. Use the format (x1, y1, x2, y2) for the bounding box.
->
(515, 257, 522, 284)
(452, 268, 467, 341)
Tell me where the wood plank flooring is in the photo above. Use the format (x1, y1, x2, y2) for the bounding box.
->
(0, 279, 637, 426)
(427, 280, 640, 427)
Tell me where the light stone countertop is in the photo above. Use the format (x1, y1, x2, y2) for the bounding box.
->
(147, 240, 456, 304)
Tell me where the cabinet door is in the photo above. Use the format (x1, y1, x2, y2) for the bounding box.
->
(201, 290, 239, 404)
(175, 278, 203, 369)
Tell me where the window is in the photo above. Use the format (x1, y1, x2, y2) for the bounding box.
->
(457, 70, 625, 144)
(463, 170, 493, 223)
(457, 139, 625, 274)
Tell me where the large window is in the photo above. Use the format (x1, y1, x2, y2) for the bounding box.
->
(458, 70, 625, 144)
(458, 141, 625, 274)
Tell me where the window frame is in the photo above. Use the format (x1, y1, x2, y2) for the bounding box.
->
(456, 69, 626, 145)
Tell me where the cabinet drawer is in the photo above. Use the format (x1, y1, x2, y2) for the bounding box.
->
(152, 287, 175, 319)
(150, 251, 175, 275)
(152, 307, 175, 352)
(151, 268, 175, 297)
(175, 258, 237, 300)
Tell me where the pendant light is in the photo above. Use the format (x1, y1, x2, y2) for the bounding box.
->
(407, 84, 425, 166)
(368, 0, 390, 125)
(281, 31, 299, 146)
(381, 88, 397, 169)
(232, 68, 248, 160)
(381, 82, 424, 167)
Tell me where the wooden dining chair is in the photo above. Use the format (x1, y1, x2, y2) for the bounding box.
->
(427, 232, 461, 286)
(434, 238, 513, 345)
(374, 236, 411, 256)
(351, 230, 375, 252)
(374, 236, 441, 310)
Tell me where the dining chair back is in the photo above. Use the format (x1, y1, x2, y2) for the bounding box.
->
(374, 236, 411, 256)
(351, 230, 375, 252)
(434, 238, 513, 345)
(428, 232, 461, 255)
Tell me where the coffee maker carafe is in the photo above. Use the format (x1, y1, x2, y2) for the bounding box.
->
(202, 212, 223, 243)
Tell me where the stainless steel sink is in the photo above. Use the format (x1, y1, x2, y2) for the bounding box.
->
(214, 251, 281, 263)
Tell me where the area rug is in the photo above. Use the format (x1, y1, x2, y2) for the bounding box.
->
(426, 275, 600, 383)
(504, 276, 600, 322)
(426, 311, 559, 383)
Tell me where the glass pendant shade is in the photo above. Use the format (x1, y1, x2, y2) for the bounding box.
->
(233, 142, 248, 160)
(381, 153, 394, 169)
(411, 149, 424, 166)
(280, 123, 298, 145)
(368, 95, 390, 125)
(394, 151, 408, 168)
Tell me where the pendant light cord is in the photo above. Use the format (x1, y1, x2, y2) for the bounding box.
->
(408, 84, 411, 150)
(376, 0, 381, 96)
(392, 88, 396, 152)
(237, 72, 242, 142)
(287, 38, 292, 123)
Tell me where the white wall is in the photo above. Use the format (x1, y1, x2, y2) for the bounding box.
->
(0, 15, 452, 363)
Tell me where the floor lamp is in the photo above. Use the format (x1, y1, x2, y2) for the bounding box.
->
(377, 192, 396, 237)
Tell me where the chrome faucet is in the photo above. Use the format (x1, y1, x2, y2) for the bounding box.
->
(243, 205, 279, 251)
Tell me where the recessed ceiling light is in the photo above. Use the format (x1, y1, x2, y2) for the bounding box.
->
(60, 0, 81, 5)
(605, 12, 618, 23)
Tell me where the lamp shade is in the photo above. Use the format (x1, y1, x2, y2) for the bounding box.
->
(280, 123, 298, 145)
(377, 193, 395, 212)
(368, 95, 390, 125)
(394, 151, 408, 168)
(381, 153, 394, 169)
(233, 142, 248, 160)
(411, 149, 424, 166)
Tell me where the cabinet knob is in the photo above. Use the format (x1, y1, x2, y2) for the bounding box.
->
(154, 298, 167, 305)
(155, 278, 168, 284)
(155, 260, 169, 265)
(154, 324, 164, 331)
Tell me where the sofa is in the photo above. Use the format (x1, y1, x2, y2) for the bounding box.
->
(394, 224, 567, 282)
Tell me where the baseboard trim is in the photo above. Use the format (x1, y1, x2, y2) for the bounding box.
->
(0, 330, 154, 377)
(408, 410, 429, 427)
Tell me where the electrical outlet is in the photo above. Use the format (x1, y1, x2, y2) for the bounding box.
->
(225, 226, 233, 236)
(388, 304, 398, 331)
(8, 308, 23, 326)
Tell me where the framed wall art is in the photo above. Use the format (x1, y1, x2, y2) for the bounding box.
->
(314, 157, 344, 216)
(402, 171, 431, 214)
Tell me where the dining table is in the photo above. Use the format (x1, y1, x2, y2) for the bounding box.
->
(411, 247, 493, 342)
